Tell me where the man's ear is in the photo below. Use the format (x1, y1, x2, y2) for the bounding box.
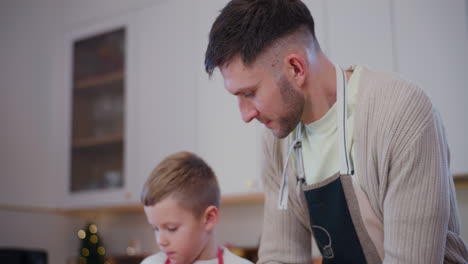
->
(284, 54, 307, 87)
(202, 205, 219, 232)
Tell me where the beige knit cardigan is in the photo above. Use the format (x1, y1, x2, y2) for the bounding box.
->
(257, 67, 468, 264)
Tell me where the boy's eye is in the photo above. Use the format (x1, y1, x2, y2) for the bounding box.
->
(167, 227, 178, 232)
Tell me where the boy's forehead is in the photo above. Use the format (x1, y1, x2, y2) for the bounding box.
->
(144, 196, 196, 221)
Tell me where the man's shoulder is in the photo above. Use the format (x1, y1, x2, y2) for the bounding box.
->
(140, 252, 166, 264)
(354, 66, 438, 151)
(356, 66, 434, 124)
(223, 248, 255, 264)
(358, 66, 429, 104)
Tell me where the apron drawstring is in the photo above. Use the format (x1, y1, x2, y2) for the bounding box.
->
(278, 138, 299, 210)
(278, 124, 304, 210)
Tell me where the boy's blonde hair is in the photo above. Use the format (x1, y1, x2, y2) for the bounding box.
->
(141, 151, 220, 216)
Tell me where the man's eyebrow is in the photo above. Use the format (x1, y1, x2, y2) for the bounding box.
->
(232, 83, 259, 96)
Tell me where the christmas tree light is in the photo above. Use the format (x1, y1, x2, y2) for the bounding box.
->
(78, 223, 106, 264)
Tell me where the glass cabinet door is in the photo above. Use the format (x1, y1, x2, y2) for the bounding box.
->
(70, 28, 125, 192)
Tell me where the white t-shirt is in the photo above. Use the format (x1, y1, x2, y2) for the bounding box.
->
(141, 247, 253, 264)
(302, 65, 362, 184)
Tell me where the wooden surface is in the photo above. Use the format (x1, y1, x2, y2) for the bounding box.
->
(0, 192, 264, 215)
(312, 258, 322, 264)
(454, 173, 468, 188)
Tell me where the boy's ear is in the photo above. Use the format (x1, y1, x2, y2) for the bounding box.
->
(202, 205, 219, 232)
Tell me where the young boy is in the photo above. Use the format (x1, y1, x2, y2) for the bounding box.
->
(140, 151, 254, 264)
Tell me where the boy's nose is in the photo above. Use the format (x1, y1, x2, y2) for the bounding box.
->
(157, 233, 169, 247)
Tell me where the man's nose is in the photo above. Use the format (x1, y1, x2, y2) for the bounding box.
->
(239, 97, 258, 123)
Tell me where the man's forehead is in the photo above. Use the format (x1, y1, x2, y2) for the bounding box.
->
(220, 58, 260, 92)
(221, 55, 251, 73)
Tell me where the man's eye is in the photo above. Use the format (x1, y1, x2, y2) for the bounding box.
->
(244, 92, 254, 98)
(153, 226, 160, 232)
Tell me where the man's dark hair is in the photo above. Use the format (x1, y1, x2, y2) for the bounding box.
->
(204, 0, 317, 76)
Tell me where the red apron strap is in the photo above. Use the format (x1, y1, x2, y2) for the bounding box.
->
(217, 247, 224, 264)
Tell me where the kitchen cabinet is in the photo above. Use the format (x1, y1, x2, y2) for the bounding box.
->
(58, 1, 201, 209)
(326, 0, 394, 71)
(194, 0, 263, 196)
(392, 0, 468, 175)
(302, 0, 328, 53)
(70, 28, 126, 193)
(52, 0, 263, 210)
(53, 13, 141, 208)
(129, 0, 198, 197)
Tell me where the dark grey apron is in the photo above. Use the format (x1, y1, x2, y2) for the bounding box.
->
(278, 65, 381, 264)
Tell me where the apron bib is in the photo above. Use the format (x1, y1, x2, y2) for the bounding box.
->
(304, 173, 376, 263)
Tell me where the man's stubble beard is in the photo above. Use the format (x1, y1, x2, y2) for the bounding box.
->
(274, 75, 304, 139)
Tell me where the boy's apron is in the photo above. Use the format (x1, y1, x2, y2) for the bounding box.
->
(278, 64, 382, 264)
(164, 247, 223, 264)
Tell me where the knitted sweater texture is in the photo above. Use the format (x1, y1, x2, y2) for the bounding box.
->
(258, 67, 468, 264)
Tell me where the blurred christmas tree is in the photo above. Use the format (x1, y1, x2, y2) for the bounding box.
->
(77, 223, 106, 264)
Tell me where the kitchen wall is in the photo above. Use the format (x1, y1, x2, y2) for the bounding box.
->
(1, 1, 468, 264)
(0, 0, 58, 208)
(0, 210, 75, 264)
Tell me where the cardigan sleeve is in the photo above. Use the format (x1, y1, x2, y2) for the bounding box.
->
(257, 130, 312, 264)
(380, 85, 451, 263)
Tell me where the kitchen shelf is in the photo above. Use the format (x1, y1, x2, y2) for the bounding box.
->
(73, 134, 123, 149)
(75, 71, 124, 90)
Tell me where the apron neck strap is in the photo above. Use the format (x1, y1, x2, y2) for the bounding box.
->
(277, 64, 354, 210)
(335, 64, 354, 175)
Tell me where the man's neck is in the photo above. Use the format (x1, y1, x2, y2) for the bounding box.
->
(301, 52, 337, 124)
(301, 53, 354, 125)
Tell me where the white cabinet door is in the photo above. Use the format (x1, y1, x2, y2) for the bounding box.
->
(62, 0, 155, 27)
(195, 0, 262, 196)
(302, 0, 330, 53)
(129, 0, 198, 199)
(326, 0, 394, 72)
(1, 4, 60, 208)
(393, 0, 468, 175)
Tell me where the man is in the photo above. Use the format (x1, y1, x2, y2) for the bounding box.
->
(204, 0, 467, 263)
